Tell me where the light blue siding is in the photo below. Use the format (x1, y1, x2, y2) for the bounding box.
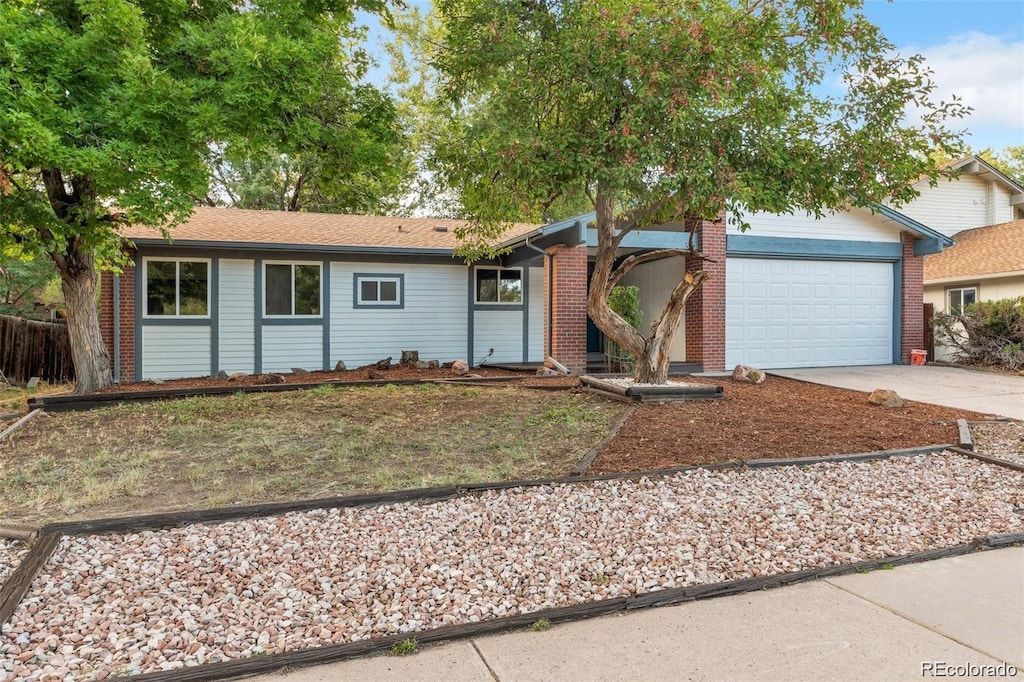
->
(218, 259, 255, 373)
(474, 310, 523, 363)
(330, 262, 468, 367)
(262, 326, 322, 373)
(141, 326, 212, 380)
(528, 267, 545, 362)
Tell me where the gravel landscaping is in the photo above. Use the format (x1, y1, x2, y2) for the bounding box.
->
(0, 539, 28, 588)
(970, 421, 1024, 466)
(3, 451, 1022, 679)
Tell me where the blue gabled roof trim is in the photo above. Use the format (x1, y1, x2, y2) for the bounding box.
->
(868, 203, 954, 248)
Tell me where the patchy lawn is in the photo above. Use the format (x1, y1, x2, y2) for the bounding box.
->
(0, 384, 620, 526)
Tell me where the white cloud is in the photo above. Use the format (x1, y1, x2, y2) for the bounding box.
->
(904, 31, 1024, 134)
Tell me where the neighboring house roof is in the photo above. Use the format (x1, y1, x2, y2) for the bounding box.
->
(121, 207, 540, 254)
(924, 219, 1024, 283)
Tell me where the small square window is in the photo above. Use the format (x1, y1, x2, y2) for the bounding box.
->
(145, 259, 209, 317)
(947, 286, 977, 313)
(265, 262, 322, 317)
(476, 268, 522, 304)
(355, 275, 403, 307)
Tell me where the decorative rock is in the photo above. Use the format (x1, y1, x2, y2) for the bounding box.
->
(215, 370, 229, 380)
(148, 378, 165, 386)
(451, 360, 470, 376)
(374, 357, 392, 371)
(867, 388, 904, 408)
(291, 368, 310, 376)
(26, 377, 40, 389)
(368, 369, 385, 380)
(258, 373, 286, 385)
(536, 367, 561, 377)
(227, 372, 248, 381)
(731, 364, 766, 384)
(334, 361, 347, 372)
(415, 360, 440, 370)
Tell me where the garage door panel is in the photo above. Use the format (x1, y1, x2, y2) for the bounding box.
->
(726, 258, 893, 369)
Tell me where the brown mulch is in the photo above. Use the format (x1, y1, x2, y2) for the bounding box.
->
(592, 376, 994, 474)
(89, 364, 577, 394)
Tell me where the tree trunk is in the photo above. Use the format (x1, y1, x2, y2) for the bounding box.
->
(58, 253, 112, 394)
(585, 187, 709, 386)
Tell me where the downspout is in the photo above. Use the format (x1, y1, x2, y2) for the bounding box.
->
(524, 237, 554, 360)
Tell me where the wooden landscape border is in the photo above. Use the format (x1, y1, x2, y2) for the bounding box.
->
(24, 374, 560, 413)
(4, 443, 1022, 682)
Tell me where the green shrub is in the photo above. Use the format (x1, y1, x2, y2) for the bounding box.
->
(933, 296, 1024, 371)
(605, 285, 643, 372)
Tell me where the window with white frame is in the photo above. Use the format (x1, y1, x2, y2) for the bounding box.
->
(265, 262, 322, 316)
(144, 259, 209, 317)
(947, 286, 977, 313)
(355, 274, 402, 307)
(475, 267, 522, 304)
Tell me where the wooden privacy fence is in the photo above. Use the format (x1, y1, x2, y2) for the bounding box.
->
(0, 314, 74, 385)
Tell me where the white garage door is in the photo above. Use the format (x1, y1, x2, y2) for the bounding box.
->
(726, 258, 893, 369)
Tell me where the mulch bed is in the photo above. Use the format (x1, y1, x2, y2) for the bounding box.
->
(592, 376, 993, 473)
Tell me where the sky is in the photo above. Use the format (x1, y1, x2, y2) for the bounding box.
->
(363, 0, 1024, 154)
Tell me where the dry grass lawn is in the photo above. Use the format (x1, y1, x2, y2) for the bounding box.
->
(0, 384, 621, 526)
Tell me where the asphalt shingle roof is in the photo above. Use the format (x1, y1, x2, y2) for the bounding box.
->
(924, 219, 1024, 282)
(120, 207, 540, 251)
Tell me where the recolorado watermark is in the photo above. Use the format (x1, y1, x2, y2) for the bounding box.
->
(922, 662, 1018, 677)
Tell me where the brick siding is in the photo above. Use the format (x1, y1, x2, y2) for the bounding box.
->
(99, 250, 136, 383)
(900, 232, 924, 364)
(546, 244, 588, 373)
(684, 215, 727, 371)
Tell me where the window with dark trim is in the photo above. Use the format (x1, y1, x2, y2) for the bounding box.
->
(355, 275, 402, 307)
(476, 267, 522, 304)
(265, 262, 321, 316)
(947, 286, 977, 313)
(144, 259, 209, 317)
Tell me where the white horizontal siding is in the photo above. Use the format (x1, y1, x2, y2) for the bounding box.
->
(218, 259, 255, 374)
(330, 262, 468, 367)
(262, 326, 322, 373)
(619, 256, 688, 361)
(894, 176, 1013, 237)
(474, 309, 524, 364)
(528, 267, 545, 362)
(141, 326, 211, 380)
(731, 206, 902, 242)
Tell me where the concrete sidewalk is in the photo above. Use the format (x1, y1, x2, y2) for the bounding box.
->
(770, 364, 1024, 419)
(252, 547, 1023, 682)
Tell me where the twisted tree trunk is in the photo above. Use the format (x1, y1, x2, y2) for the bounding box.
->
(55, 249, 112, 394)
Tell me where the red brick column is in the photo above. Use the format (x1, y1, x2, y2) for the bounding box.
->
(684, 215, 727, 372)
(900, 232, 924, 364)
(99, 250, 136, 383)
(547, 244, 588, 373)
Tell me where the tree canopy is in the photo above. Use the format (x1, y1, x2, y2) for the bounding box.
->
(432, 0, 968, 382)
(0, 0, 399, 391)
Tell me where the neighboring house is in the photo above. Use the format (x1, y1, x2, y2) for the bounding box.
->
(101, 200, 951, 382)
(923, 219, 1024, 361)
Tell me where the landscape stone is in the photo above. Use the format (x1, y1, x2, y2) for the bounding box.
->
(415, 360, 440, 370)
(227, 372, 248, 381)
(258, 373, 285, 385)
(536, 367, 561, 377)
(334, 360, 347, 371)
(26, 377, 39, 389)
(215, 370, 228, 380)
(451, 360, 470, 376)
(368, 369, 385, 380)
(731, 364, 766, 384)
(148, 378, 165, 386)
(868, 388, 904, 408)
(375, 357, 393, 370)
(291, 367, 310, 375)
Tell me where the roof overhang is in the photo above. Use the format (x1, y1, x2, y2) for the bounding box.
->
(924, 269, 1024, 286)
(936, 157, 1024, 207)
(868, 203, 954, 255)
(128, 237, 458, 259)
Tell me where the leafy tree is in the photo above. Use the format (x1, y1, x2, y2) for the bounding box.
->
(1, 0, 394, 392)
(203, 86, 408, 214)
(0, 248, 61, 319)
(982, 146, 1024, 187)
(433, 0, 967, 383)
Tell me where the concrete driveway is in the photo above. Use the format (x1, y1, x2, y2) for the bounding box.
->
(771, 365, 1024, 419)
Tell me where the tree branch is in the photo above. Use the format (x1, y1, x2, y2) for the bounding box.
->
(606, 248, 695, 294)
